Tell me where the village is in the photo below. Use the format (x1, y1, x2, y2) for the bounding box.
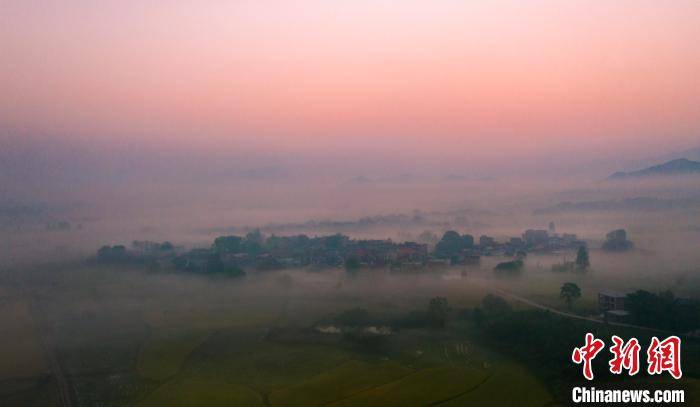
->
(95, 225, 616, 275)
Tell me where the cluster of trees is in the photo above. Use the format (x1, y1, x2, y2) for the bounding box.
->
(96, 245, 127, 262)
(434, 231, 474, 259)
(469, 293, 700, 401)
(494, 259, 524, 275)
(213, 230, 266, 255)
(550, 246, 590, 272)
(427, 297, 451, 328)
(625, 290, 699, 332)
(327, 297, 454, 334)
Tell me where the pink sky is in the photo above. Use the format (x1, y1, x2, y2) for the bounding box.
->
(2, 0, 700, 162)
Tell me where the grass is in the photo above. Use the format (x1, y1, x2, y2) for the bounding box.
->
(137, 328, 212, 380)
(183, 332, 353, 391)
(329, 366, 488, 406)
(269, 360, 412, 406)
(440, 362, 552, 406)
(0, 301, 46, 381)
(136, 378, 265, 407)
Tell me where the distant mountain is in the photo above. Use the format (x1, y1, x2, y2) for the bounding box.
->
(609, 158, 700, 179)
(534, 196, 700, 214)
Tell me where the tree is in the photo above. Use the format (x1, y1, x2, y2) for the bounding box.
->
(97, 245, 112, 261)
(224, 265, 246, 278)
(97, 245, 127, 262)
(160, 241, 174, 251)
(428, 297, 451, 329)
(481, 294, 512, 316)
(213, 235, 242, 253)
(205, 253, 225, 273)
(434, 230, 464, 259)
(494, 260, 524, 278)
(324, 234, 348, 250)
(575, 246, 590, 270)
(560, 282, 581, 309)
(344, 257, 361, 274)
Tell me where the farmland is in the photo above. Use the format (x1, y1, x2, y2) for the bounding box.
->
(1, 253, 699, 406)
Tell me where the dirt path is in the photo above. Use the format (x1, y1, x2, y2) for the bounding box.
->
(476, 281, 674, 335)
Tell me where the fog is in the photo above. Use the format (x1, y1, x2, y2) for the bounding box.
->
(2, 145, 700, 405)
(3, 1, 700, 403)
(3, 148, 700, 269)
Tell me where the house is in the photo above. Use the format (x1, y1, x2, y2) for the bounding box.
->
(462, 253, 481, 265)
(523, 229, 549, 247)
(598, 290, 627, 311)
(396, 242, 428, 262)
(479, 235, 496, 248)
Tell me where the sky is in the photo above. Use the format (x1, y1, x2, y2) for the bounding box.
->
(1, 0, 700, 178)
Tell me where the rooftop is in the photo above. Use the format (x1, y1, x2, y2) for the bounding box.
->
(599, 290, 627, 298)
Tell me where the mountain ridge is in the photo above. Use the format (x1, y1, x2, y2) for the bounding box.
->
(609, 158, 700, 179)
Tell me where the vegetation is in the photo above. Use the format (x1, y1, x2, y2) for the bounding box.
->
(97, 245, 127, 262)
(625, 290, 700, 332)
(7, 225, 700, 406)
(559, 282, 581, 309)
(344, 257, 361, 274)
(137, 378, 264, 406)
(0, 301, 46, 381)
(494, 259, 524, 275)
(434, 230, 474, 259)
(575, 246, 589, 269)
(427, 297, 451, 329)
(480, 294, 512, 316)
(268, 360, 411, 406)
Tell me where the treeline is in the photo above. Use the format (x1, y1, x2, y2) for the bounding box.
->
(468, 295, 700, 401)
(625, 290, 700, 333)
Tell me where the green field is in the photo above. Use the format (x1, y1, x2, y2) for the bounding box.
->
(440, 362, 552, 406)
(0, 301, 46, 381)
(137, 328, 212, 380)
(2, 262, 699, 406)
(137, 378, 264, 407)
(269, 360, 412, 406)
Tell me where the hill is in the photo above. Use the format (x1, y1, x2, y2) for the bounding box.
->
(609, 158, 700, 179)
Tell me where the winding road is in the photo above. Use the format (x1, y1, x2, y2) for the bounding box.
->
(477, 281, 675, 335)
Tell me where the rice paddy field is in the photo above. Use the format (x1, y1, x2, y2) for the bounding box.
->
(1, 255, 698, 406)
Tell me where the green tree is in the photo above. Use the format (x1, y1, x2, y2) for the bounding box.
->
(223, 265, 246, 278)
(575, 246, 590, 270)
(481, 294, 512, 316)
(213, 235, 242, 253)
(344, 257, 361, 274)
(560, 282, 581, 309)
(434, 230, 464, 259)
(427, 297, 451, 329)
(206, 253, 225, 273)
